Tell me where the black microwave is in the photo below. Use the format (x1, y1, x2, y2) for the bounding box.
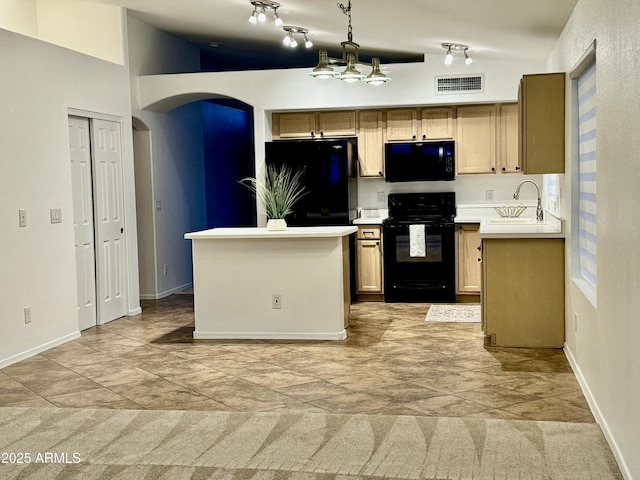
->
(384, 141, 455, 182)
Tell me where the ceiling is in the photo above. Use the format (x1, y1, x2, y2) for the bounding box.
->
(81, 0, 578, 71)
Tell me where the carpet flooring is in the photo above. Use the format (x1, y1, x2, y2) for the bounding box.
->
(0, 407, 623, 480)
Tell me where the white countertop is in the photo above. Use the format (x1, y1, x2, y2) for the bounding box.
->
(352, 208, 388, 225)
(455, 202, 539, 223)
(479, 213, 564, 239)
(185, 226, 358, 240)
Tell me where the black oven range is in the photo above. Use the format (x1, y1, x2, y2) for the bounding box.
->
(383, 192, 456, 303)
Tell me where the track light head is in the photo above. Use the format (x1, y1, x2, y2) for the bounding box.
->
(464, 49, 473, 65)
(282, 26, 310, 49)
(248, 1, 282, 26)
(442, 42, 472, 65)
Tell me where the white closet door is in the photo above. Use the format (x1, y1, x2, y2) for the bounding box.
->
(92, 118, 127, 324)
(69, 116, 97, 330)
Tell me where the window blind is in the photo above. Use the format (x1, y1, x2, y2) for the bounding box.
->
(577, 61, 597, 289)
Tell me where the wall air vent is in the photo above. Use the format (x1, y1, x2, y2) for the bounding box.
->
(435, 74, 485, 95)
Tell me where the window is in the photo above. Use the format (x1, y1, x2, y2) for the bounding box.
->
(572, 54, 597, 302)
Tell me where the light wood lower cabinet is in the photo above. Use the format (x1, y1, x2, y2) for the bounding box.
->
(356, 226, 383, 296)
(482, 238, 565, 347)
(456, 224, 482, 294)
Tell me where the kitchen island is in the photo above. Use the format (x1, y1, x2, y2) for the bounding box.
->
(184, 226, 357, 340)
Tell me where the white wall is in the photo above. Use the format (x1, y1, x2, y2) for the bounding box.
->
(0, 0, 125, 64)
(0, 27, 139, 366)
(36, 0, 126, 65)
(138, 54, 548, 214)
(548, 0, 640, 478)
(127, 17, 206, 298)
(0, 0, 37, 37)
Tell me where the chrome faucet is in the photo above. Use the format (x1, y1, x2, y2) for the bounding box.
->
(513, 180, 544, 222)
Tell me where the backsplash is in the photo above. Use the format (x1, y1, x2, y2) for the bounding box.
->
(357, 174, 544, 208)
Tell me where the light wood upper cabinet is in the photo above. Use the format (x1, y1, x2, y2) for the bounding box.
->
(498, 103, 521, 173)
(456, 224, 482, 294)
(356, 226, 383, 295)
(519, 72, 565, 174)
(455, 105, 497, 174)
(274, 111, 356, 138)
(386, 109, 419, 141)
(420, 107, 455, 140)
(317, 111, 357, 137)
(275, 112, 317, 138)
(357, 110, 384, 177)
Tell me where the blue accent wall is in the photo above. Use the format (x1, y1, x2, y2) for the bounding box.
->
(201, 100, 256, 227)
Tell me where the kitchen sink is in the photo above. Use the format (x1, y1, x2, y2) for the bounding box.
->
(486, 218, 548, 225)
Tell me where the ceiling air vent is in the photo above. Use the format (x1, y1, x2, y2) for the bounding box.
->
(435, 74, 484, 95)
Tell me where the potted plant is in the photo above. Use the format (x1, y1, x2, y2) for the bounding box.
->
(240, 164, 307, 231)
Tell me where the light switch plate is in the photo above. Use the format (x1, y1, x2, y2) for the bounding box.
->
(50, 208, 62, 224)
(19, 209, 27, 227)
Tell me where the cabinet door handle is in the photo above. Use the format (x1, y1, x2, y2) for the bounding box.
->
(311, 131, 315, 137)
(378, 171, 383, 176)
(491, 167, 496, 172)
(412, 135, 417, 140)
(422, 134, 427, 139)
(501, 167, 506, 172)
(516, 166, 521, 171)
(477, 258, 482, 263)
(477, 246, 481, 251)
(320, 131, 324, 136)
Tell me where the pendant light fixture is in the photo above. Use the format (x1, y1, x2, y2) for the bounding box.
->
(442, 43, 473, 65)
(309, 1, 391, 85)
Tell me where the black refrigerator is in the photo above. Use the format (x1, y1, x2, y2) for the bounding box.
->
(265, 138, 359, 301)
(264, 138, 358, 226)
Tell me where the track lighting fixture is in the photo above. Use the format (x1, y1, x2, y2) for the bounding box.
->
(442, 43, 473, 65)
(248, 1, 283, 26)
(282, 26, 313, 49)
(309, 1, 391, 85)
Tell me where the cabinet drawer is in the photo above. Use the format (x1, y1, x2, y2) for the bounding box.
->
(357, 226, 381, 239)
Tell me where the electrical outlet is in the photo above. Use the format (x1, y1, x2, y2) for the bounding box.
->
(574, 312, 578, 332)
(485, 190, 494, 201)
(272, 294, 282, 309)
(18, 209, 27, 227)
(163, 264, 168, 276)
(24, 306, 32, 324)
(377, 192, 386, 204)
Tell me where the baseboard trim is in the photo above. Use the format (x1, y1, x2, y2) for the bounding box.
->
(194, 330, 347, 341)
(564, 343, 631, 480)
(139, 282, 193, 300)
(0, 331, 81, 369)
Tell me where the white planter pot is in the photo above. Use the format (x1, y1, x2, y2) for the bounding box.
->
(266, 218, 287, 231)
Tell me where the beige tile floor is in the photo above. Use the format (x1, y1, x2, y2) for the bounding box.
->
(0, 295, 595, 423)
